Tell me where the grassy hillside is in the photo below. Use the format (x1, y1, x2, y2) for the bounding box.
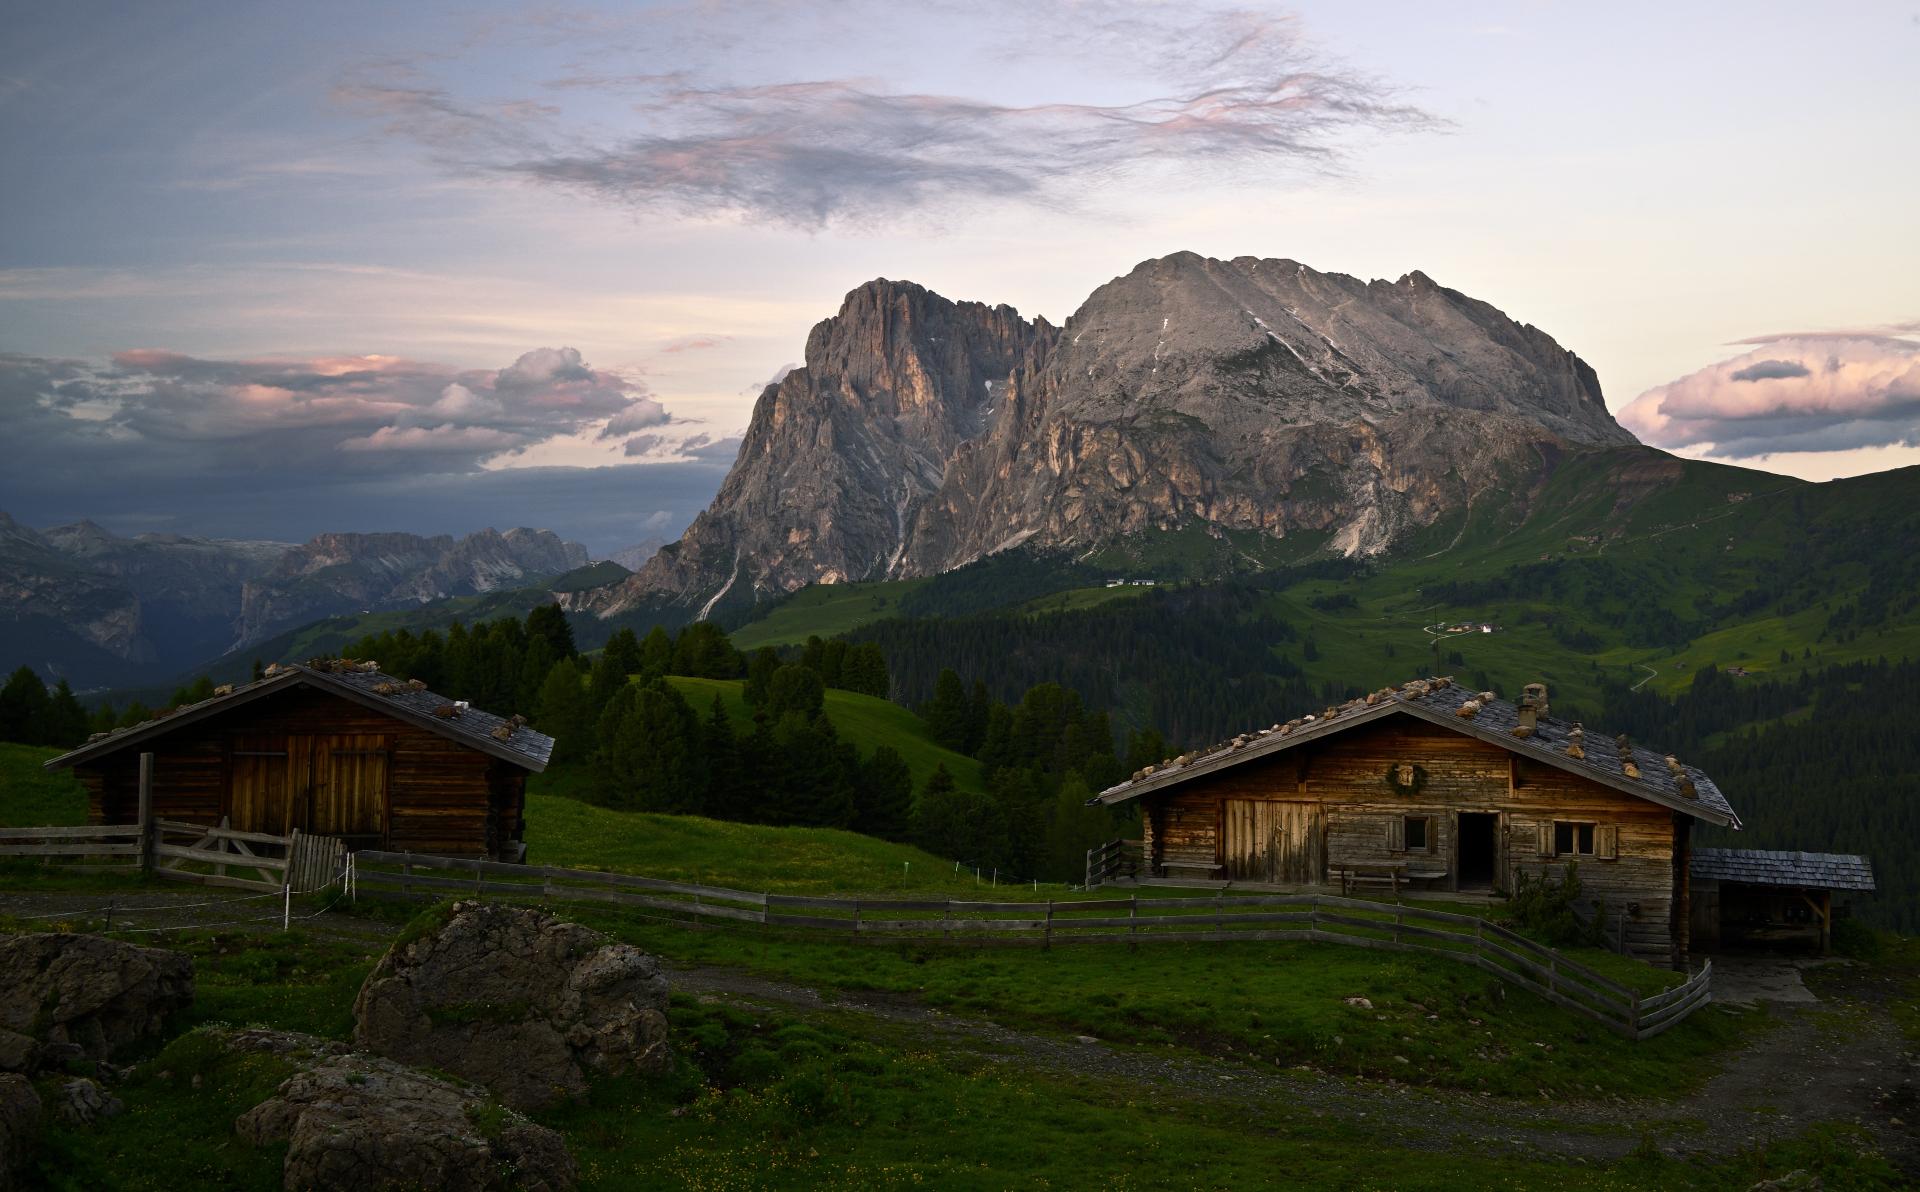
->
(728, 580, 927, 650)
(528, 795, 1037, 895)
(0, 743, 86, 825)
(663, 676, 986, 795)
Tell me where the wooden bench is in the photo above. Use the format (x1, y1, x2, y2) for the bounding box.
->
(1337, 863, 1404, 897)
(1161, 861, 1226, 879)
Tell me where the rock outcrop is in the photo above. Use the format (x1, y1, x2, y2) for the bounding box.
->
(221, 1028, 576, 1192)
(603, 251, 1646, 617)
(0, 1074, 41, 1189)
(0, 935, 193, 1072)
(353, 902, 671, 1110)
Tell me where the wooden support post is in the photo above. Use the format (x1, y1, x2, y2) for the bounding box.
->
(286, 829, 302, 894)
(401, 858, 412, 900)
(1043, 900, 1053, 950)
(1128, 894, 1138, 949)
(136, 752, 155, 875)
(852, 902, 861, 940)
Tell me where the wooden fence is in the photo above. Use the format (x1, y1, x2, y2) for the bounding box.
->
(0, 816, 345, 896)
(351, 849, 1711, 1040)
(0, 824, 142, 871)
(1084, 838, 1143, 887)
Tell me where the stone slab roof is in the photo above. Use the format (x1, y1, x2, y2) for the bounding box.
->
(1093, 676, 1739, 828)
(1692, 848, 1875, 892)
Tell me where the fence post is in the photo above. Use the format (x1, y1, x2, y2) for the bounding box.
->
(136, 752, 155, 875)
(401, 857, 412, 900)
(852, 901, 861, 940)
(286, 829, 303, 894)
(1393, 904, 1403, 946)
(1128, 894, 1138, 949)
(282, 882, 291, 931)
(1044, 899, 1053, 950)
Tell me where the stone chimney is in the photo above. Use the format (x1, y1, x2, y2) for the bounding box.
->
(1515, 682, 1549, 735)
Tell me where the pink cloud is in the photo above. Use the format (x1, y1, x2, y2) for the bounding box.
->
(1619, 335, 1920, 458)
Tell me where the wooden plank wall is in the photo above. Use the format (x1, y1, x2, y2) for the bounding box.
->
(77, 686, 526, 859)
(1141, 713, 1685, 959)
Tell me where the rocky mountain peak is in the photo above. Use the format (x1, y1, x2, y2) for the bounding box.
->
(605, 251, 1646, 618)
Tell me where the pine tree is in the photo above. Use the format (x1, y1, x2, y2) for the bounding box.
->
(533, 658, 597, 766)
(593, 679, 707, 813)
(601, 628, 644, 678)
(765, 664, 825, 721)
(922, 668, 969, 751)
(526, 602, 578, 659)
(765, 711, 854, 827)
(0, 667, 50, 745)
(744, 647, 780, 706)
(854, 744, 913, 841)
(1042, 773, 1116, 882)
(702, 697, 749, 821)
(638, 626, 675, 677)
(46, 680, 88, 748)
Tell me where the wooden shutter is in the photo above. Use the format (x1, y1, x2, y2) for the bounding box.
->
(1386, 816, 1404, 853)
(1536, 821, 1554, 858)
(1597, 825, 1619, 861)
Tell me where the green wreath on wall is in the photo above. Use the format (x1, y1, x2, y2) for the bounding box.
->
(1384, 762, 1429, 796)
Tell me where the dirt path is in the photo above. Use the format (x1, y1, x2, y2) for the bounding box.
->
(5, 892, 1911, 1171)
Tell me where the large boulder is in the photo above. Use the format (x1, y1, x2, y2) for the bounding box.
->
(0, 935, 192, 1072)
(353, 901, 670, 1110)
(223, 1028, 575, 1192)
(0, 1074, 41, 1191)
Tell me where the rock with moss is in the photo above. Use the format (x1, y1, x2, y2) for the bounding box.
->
(0, 934, 192, 1073)
(353, 901, 670, 1110)
(0, 1073, 41, 1188)
(217, 1028, 575, 1192)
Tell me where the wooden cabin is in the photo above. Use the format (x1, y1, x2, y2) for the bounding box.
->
(1093, 678, 1741, 966)
(1689, 848, 1875, 954)
(42, 661, 553, 861)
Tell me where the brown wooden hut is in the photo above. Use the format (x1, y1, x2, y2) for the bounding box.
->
(1093, 678, 1741, 966)
(42, 660, 553, 860)
(1689, 848, 1875, 954)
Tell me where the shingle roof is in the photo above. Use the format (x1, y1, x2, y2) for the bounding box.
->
(1692, 848, 1875, 892)
(42, 661, 554, 773)
(1092, 675, 1739, 827)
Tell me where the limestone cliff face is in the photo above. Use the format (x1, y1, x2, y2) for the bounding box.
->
(609, 252, 1641, 615)
(619, 279, 1051, 613)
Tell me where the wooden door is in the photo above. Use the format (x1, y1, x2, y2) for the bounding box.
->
(312, 735, 388, 838)
(1223, 800, 1324, 884)
(228, 737, 290, 834)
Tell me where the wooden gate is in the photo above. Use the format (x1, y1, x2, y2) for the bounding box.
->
(1223, 800, 1324, 884)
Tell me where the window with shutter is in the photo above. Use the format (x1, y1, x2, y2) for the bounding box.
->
(1597, 825, 1619, 860)
(1387, 816, 1405, 852)
(1404, 815, 1429, 852)
(1536, 821, 1554, 858)
(1552, 821, 1597, 857)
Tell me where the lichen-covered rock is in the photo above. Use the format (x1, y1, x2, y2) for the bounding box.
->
(0, 1074, 41, 1189)
(222, 1029, 575, 1192)
(353, 901, 670, 1110)
(54, 1077, 123, 1127)
(0, 934, 193, 1072)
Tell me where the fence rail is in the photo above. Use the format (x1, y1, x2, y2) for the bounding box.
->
(352, 849, 1711, 1040)
(0, 824, 143, 871)
(1084, 838, 1144, 888)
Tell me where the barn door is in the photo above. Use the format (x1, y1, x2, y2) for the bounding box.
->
(228, 737, 290, 834)
(313, 735, 388, 839)
(1224, 800, 1325, 884)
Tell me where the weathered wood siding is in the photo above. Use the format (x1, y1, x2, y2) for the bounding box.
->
(78, 686, 523, 859)
(1139, 713, 1686, 961)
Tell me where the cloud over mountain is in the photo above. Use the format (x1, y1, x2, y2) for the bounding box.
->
(340, 2, 1436, 229)
(1619, 334, 1920, 458)
(0, 346, 724, 552)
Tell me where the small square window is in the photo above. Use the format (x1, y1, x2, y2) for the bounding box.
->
(1554, 821, 1595, 856)
(1404, 816, 1429, 852)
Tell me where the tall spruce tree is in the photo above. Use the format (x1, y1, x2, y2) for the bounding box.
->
(854, 744, 913, 841)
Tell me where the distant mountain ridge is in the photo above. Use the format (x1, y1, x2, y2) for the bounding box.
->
(0, 515, 588, 687)
(601, 251, 1647, 619)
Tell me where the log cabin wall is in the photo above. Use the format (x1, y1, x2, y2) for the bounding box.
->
(1137, 712, 1685, 960)
(76, 685, 524, 859)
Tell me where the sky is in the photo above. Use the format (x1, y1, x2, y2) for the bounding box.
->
(1, 0, 1916, 556)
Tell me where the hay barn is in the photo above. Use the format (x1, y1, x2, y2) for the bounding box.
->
(42, 660, 552, 861)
